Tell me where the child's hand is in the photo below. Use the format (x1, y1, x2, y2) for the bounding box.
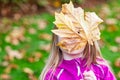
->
(83, 70, 97, 80)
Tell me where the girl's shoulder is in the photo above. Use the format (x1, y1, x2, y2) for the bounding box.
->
(92, 57, 116, 80)
(96, 57, 109, 66)
(94, 57, 112, 75)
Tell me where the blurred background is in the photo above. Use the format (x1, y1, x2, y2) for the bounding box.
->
(0, 0, 120, 80)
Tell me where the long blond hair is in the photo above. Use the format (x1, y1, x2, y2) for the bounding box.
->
(40, 29, 104, 80)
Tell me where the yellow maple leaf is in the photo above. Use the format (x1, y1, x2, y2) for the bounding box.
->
(52, 1, 103, 53)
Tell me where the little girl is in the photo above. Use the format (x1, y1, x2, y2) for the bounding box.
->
(40, 1, 116, 80)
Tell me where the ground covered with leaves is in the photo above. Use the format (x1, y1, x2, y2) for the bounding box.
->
(0, 13, 54, 80)
(0, 0, 120, 80)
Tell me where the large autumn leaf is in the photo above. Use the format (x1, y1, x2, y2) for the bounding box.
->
(51, 1, 103, 53)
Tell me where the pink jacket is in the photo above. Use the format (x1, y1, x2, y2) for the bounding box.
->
(45, 58, 116, 80)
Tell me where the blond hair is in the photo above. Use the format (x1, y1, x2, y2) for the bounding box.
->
(40, 28, 105, 80)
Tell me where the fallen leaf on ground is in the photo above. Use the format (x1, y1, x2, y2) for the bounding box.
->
(1, 61, 9, 67)
(105, 18, 117, 25)
(5, 46, 23, 61)
(99, 4, 111, 18)
(109, 46, 118, 53)
(107, 25, 118, 32)
(23, 67, 34, 74)
(4, 55, 10, 61)
(39, 33, 52, 40)
(28, 57, 35, 63)
(116, 14, 120, 20)
(28, 28, 37, 34)
(14, 13, 22, 20)
(115, 36, 120, 44)
(39, 44, 51, 52)
(0, 74, 11, 80)
(4, 67, 11, 74)
(9, 64, 18, 69)
(4, 64, 18, 73)
(114, 58, 120, 67)
(117, 71, 120, 78)
(53, 0, 61, 8)
(5, 27, 25, 45)
(28, 74, 37, 80)
(38, 20, 47, 30)
(34, 52, 42, 61)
